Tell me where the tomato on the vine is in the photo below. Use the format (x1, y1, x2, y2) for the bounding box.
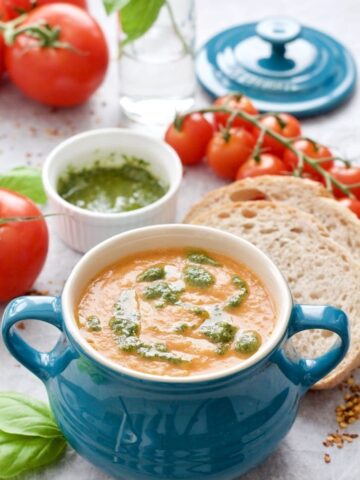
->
(0, 0, 87, 20)
(213, 94, 258, 132)
(0, 34, 5, 79)
(207, 128, 255, 180)
(338, 197, 360, 219)
(327, 165, 360, 199)
(236, 153, 290, 180)
(165, 113, 213, 166)
(283, 139, 333, 180)
(0, 189, 48, 302)
(253, 113, 301, 157)
(5, 4, 108, 106)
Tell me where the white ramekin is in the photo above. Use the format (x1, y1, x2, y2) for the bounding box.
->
(42, 129, 183, 253)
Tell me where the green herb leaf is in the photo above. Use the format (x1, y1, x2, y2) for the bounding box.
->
(0, 166, 46, 205)
(0, 393, 67, 479)
(120, 0, 166, 45)
(0, 430, 66, 479)
(0, 393, 62, 438)
(103, 0, 132, 15)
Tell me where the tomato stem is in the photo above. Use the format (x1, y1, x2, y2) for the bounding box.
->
(174, 114, 185, 132)
(178, 106, 354, 198)
(273, 114, 286, 130)
(1, 18, 84, 54)
(0, 213, 62, 226)
(164, 1, 193, 56)
(252, 126, 266, 162)
(219, 126, 231, 143)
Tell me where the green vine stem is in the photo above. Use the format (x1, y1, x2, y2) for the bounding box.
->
(0, 18, 84, 54)
(183, 106, 355, 198)
(165, 0, 193, 56)
(252, 126, 266, 162)
(0, 214, 62, 226)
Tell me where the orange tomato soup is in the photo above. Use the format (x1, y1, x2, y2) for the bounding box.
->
(76, 248, 276, 377)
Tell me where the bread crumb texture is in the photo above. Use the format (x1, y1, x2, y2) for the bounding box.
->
(187, 200, 360, 389)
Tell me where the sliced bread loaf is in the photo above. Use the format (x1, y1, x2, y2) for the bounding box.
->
(186, 200, 360, 389)
(184, 176, 360, 262)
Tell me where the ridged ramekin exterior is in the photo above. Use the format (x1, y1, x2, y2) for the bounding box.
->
(48, 191, 178, 252)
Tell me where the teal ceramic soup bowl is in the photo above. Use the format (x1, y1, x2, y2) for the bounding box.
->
(2, 225, 349, 480)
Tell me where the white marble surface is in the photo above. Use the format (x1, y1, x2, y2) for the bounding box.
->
(0, 0, 360, 479)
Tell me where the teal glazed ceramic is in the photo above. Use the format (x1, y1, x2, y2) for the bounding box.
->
(196, 17, 357, 116)
(2, 225, 349, 480)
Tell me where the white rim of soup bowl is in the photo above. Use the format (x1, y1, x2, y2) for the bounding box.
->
(42, 128, 183, 221)
(62, 224, 293, 383)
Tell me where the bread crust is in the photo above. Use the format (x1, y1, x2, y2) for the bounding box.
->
(184, 176, 360, 262)
(186, 200, 360, 389)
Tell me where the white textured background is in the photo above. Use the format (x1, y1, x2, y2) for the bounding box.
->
(0, 0, 359, 479)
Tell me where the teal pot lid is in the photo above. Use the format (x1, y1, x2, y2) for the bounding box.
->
(196, 17, 357, 117)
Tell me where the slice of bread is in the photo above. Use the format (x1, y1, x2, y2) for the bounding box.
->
(184, 176, 360, 262)
(186, 200, 360, 389)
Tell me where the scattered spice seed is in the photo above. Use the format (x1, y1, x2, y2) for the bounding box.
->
(335, 376, 360, 429)
(324, 453, 331, 464)
(322, 375, 360, 463)
(323, 430, 358, 449)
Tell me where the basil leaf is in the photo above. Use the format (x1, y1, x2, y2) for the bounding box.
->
(0, 393, 62, 438)
(0, 166, 46, 205)
(0, 430, 66, 479)
(120, 0, 166, 45)
(103, 0, 131, 15)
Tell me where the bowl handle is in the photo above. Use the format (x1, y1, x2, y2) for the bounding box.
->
(2, 296, 76, 382)
(273, 304, 349, 390)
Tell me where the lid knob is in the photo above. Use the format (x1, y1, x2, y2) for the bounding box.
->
(256, 17, 302, 56)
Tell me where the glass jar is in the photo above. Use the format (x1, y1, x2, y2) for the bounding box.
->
(118, 0, 196, 126)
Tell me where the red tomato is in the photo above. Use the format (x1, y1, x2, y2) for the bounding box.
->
(207, 128, 256, 180)
(0, 0, 87, 20)
(283, 139, 333, 180)
(338, 197, 360, 219)
(236, 153, 290, 180)
(0, 189, 48, 303)
(0, 0, 5, 20)
(253, 113, 301, 157)
(213, 94, 258, 132)
(328, 165, 360, 199)
(0, 34, 4, 78)
(5, 4, 108, 107)
(164, 113, 213, 166)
